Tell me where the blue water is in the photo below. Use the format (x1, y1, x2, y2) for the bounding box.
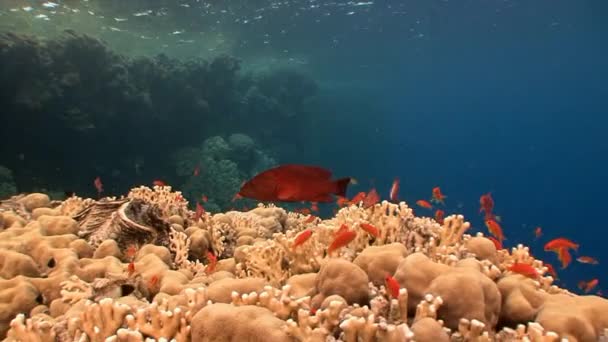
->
(0, 0, 606, 294)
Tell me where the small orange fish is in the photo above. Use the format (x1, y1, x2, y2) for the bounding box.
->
(578, 279, 599, 293)
(508, 263, 538, 278)
(479, 192, 494, 215)
(304, 215, 317, 223)
(193, 202, 206, 222)
(153, 180, 167, 187)
(149, 275, 160, 289)
(434, 209, 445, 225)
(385, 274, 401, 298)
(93, 176, 103, 196)
(534, 227, 542, 239)
(544, 263, 557, 279)
(389, 178, 399, 202)
(201, 195, 208, 203)
(311, 202, 319, 212)
(416, 200, 433, 209)
(206, 251, 217, 274)
(350, 192, 367, 205)
(431, 187, 447, 205)
(292, 229, 313, 250)
(485, 218, 505, 242)
(336, 196, 349, 208)
(359, 223, 379, 237)
(363, 188, 380, 208)
(296, 207, 312, 215)
(487, 236, 502, 250)
(576, 256, 599, 265)
(127, 262, 135, 277)
(544, 238, 579, 252)
(231, 193, 243, 202)
(328, 229, 357, 255)
(557, 248, 572, 269)
(125, 244, 138, 261)
(193, 165, 200, 176)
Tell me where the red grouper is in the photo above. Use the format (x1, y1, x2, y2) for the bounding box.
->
(238, 164, 352, 203)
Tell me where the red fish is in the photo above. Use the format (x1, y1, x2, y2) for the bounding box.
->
(304, 215, 317, 223)
(544, 263, 557, 279)
(579, 279, 599, 293)
(534, 227, 542, 239)
(328, 229, 357, 255)
(311, 202, 319, 212)
(292, 229, 313, 250)
(336, 196, 349, 208)
(149, 275, 160, 289)
(125, 244, 138, 261)
(487, 236, 502, 250)
(508, 263, 538, 278)
(385, 274, 400, 298)
(362, 188, 380, 208)
(201, 195, 208, 203)
(557, 248, 572, 269)
(576, 256, 599, 265)
(416, 200, 433, 209)
(359, 223, 379, 237)
(206, 251, 217, 274)
(431, 187, 447, 205)
(127, 262, 135, 277)
(153, 180, 166, 187)
(194, 202, 205, 221)
(544, 238, 579, 252)
(350, 192, 367, 205)
(93, 176, 103, 196)
(479, 193, 494, 215)
(193, 165, 200, 176)
(485, 218, 505, 242)
(434, 209, 445, 225)
(389, 178, 399, 202)
(238, 165, 351, 203)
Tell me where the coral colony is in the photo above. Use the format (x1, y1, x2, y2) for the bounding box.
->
(1, 185, 607, 341)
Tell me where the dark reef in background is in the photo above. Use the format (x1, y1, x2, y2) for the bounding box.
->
(0, 31, 319, 200)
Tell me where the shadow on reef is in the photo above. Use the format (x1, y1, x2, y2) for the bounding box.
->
(0, 30, 319, 203)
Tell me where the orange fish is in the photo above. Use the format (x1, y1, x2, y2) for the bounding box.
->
(125, 244, 138, 261)
(311, 202, 319, 212)
(231, 193, 243, 202)
(193, 165, 200, 176)
(385, 274, 400, 298)
(487, 236, 502, 250)
(508, 263, 538, 278)
(389, 178, 400, 202)
(362, 188, 380, 208)
(431, 187, 447, 205)
(206, 251, 217, 274)
(149, 275, 160, 289)
(336, 196, 349, 208)
(534, 227, 542, 239)
(557, 248, 572, 269)
(579, 279, 599, 293)
(93, 176, 103, 196)
(238, 164, 351, 203)
(153, 180, 167, 187)
(292, 229, 313, 250)
(479, 192, 494, 215)
(544, 238, 579, 252)
(328, 229, 357, 255)
(304, 215, 317, 223)
(127, 262, 135, 277)
(434, 209, 445, 225)
(416, 200, 433, 209)
(576, 256, 599, 265)
(485, 218, 505, 242)
(193, 202, 205, 221)
(359, 223, 379, 237)
(201, 195, 208, 203)
(544, 263, 557, 279)
(350, 192, 367, 205)
(296, 207, 312, 215)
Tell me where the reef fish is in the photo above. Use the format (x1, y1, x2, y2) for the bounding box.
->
(389, 178, 399, 202)
(544, 238, 579, 252)
(238, 164, 351, 203)
(328, 229, 357, 255)
(431, 186, 447, 205)
(416, 200, 433, 209)
(94, 176, 103, 196)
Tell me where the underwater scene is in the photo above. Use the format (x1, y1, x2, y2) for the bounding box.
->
(0, 0, 607, 340)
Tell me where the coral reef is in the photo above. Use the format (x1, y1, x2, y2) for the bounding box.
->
(0, 189, 607, 342)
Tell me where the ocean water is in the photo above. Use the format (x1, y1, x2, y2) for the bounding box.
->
(0, 0, 606, 297)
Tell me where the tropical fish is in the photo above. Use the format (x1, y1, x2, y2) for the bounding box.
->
(534, 227, 542, 239)
(487, 236, 502, 250)
(431, 187, 447, 204)
(434, 209, 445, 225)
(93, 176, 103, 196)
(544, 263, 557, 279)
(304, 215, 317, 223)
(544, 238, 579, 252)
(201, 195, 208, 203)
(336, 196, 349, 208)
(127, 262, 135, 277)
(238, 164, 351, 202)
(125, 244, 138, 261)
(350, 192, 367, 205)
(385, 274, 400, 298)
(206, 251, 217, 274)
(193, 165, 200, 176)
(416, 200, 433, 209)
(578, 279, 599, 293)
(153, 180, 167, 187)
(328, 229, 357, 255)
(576, 256, 599, 265)
(557, 248, 572, 269)
(362, 188, 380, 208)
(194, 202, 205, 221)
(292, 229, 313, 250)
(311, 202, 319, 212)
(485, 218, 505, 242)
(359, 223, 379, 237)
(479, 192, 494, 215)
(149, 275, 160, 289)
(508, 263, 538, 278)
(389, 178, 400, 202)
